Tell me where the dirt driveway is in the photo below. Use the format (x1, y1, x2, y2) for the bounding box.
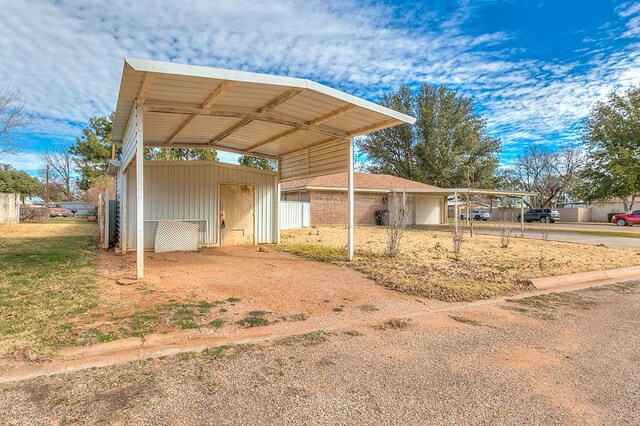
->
(101, 245, 428, 320)
(2, 281, 638, 425)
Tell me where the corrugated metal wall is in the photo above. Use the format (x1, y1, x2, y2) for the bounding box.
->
(280, 201, 311, 229)
(280, 139, 349, 181)
(124, 161, 276, 250)
(121, 108, 138, 170)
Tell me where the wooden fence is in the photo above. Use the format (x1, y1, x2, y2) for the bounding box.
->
(0, 192, 20, 224)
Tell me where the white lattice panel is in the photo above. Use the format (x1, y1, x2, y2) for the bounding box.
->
(154, 220, 200, 253)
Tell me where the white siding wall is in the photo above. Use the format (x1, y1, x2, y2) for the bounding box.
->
(280, 201, 310, 229)
(125, 161, 276, 250)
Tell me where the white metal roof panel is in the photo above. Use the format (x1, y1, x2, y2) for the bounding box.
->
(113, 58, 415, 158)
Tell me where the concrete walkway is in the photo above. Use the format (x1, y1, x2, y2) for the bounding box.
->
(475, 227, 640, 249)
(2, 266, 640, 384)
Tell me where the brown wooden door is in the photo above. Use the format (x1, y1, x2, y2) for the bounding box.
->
(219, 184, 255, 246)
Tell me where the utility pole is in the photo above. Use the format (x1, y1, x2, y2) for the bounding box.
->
(45, 164, 50, 203)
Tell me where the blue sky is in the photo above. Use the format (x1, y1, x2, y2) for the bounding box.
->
(1, 0, 639, 173)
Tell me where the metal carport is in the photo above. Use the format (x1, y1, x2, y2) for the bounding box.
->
(111, 58, 415, 278)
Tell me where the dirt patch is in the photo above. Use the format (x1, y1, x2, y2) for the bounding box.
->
(490, 346, 563, 368)
(2, 283, 638, 424)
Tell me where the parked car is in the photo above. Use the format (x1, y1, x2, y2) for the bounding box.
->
(611, 210, 640, 226)
(45, 203, 68, 217)
(517, 208, 560, 223)
(460, 209, 491, 221)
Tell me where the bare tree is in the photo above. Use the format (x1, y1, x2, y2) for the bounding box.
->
(387, 190, 408, 257)
(39, 144, 76, 201)
(450, 221, 465, 257)
(504, 144, 583, 208)
(0, 87, 35, 155)
(498, 208, 514, 248)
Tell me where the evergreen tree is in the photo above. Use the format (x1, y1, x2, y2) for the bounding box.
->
(576, 87, 640, 212)
(0, 164, 41, 203)
(357, 84, 501, 188)
(70, 113, 114, 191)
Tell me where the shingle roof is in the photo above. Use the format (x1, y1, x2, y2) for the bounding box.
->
(281, 172, 438, 191)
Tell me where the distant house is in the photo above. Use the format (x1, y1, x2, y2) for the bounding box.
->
(58, 202, 97, 217)
(281, 172, 447, 225)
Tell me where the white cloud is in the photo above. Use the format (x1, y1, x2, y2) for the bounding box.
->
(0, 152, 42, 173)
(1, 0, 639, 168)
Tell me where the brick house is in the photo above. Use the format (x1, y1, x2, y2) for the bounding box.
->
(281, 172, 447, 225)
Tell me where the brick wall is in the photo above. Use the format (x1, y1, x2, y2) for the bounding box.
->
(309, 191, 416, 225)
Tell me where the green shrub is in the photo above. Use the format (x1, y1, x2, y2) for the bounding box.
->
(608, 212, 625, 222)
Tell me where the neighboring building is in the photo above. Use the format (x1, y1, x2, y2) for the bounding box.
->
(58, 202, 97, 217)
(281, 172, 447, 225)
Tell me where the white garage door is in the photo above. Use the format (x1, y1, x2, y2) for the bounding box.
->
(415, 196, 442, 225)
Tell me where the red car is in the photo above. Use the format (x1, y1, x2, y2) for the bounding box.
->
(612, 210, 640, 226)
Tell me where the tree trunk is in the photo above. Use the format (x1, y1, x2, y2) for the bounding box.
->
(630, 194, 637, 212)
(623, 197, 630, 213)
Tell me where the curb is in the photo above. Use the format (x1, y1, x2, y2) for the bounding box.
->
(531, 265, 640, 289)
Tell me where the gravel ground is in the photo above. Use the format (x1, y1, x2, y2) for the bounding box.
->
(1, 281, 639, 425)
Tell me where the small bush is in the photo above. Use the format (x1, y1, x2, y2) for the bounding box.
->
(607, 212, 625, 222)
(19, 206, 48, 223)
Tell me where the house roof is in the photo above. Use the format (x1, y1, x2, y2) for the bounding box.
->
(281, 172, 438, 192)
(112, 58, 415, 159)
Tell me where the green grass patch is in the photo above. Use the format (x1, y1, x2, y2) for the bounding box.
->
(170, 307, 199, 329)
(449, 315, 482, 326)
(589, 280, 640, 294)
(0, 223, 99, 360)
(236, 311, 272, 328)
(358, 304, 379, 312)
(176, 351, 197, 361)
(277, 244, 347, 262)
(236, 315, 270, 328)
(209, 318, 225, 328)
(505, 291, 598, 320)
(275, 330, 329, 346)
(202, 345, 231, 358)
(373, 318, 410, 330)
(288, 313, 309, 321)
(571, 230, 640, 239)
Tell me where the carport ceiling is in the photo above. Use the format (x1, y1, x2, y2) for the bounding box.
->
(112, 58, 416, 159)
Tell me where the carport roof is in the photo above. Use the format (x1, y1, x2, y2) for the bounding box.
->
(112, 58, 416, 159)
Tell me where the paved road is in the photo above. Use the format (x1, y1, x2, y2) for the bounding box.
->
(513, 221, 640, 234)
(475, 227, 640, 249)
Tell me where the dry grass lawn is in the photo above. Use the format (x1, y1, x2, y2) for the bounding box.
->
(0, 221, 99, 361)
(280, 226, 640, 301)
